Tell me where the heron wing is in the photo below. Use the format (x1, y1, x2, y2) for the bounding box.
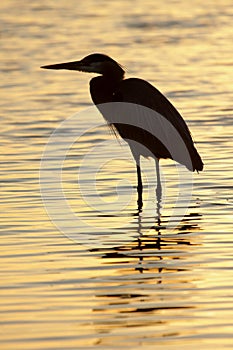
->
(116, 78, 192, 143)
(112, 78, 203, 171)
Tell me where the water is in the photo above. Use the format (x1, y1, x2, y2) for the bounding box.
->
(0, 0, 233, 349)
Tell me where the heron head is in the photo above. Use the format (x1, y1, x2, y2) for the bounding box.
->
(41, 53, 125, 78)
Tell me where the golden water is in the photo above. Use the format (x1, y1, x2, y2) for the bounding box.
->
(1, 1, 233, 349)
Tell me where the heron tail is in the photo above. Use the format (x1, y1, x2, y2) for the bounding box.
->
(191, 146, 204, 172)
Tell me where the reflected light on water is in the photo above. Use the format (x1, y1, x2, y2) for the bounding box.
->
(0, 0, 233, 349)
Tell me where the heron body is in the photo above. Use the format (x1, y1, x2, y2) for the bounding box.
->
(41, 53, 203, 208)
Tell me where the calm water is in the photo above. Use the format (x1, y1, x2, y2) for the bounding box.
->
(1, 0, 233, 349)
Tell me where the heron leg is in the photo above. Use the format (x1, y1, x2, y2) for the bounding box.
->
(155, 158, 162, 201)
(136, 162, 143, 210)
(155, 158, 162, 225)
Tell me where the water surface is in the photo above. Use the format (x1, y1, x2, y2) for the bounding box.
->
(0, 1, 233, 349)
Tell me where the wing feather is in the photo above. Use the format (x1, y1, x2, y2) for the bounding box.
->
(113, 78, 203, 171)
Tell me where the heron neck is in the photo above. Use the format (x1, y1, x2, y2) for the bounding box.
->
(102, 65, 125, 84)
(90, 75, 122, 105)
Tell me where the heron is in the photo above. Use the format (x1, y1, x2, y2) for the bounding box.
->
(41, 53, 203, 209)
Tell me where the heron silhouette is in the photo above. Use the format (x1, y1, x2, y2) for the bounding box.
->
(41, 53, 203, 209)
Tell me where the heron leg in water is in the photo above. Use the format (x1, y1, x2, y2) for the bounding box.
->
(155, 158, 162, 200)
(155, 158, 162, 225)
(136, 163, 143, 210)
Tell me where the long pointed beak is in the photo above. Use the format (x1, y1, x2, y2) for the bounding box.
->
(41, 60, 83, 71)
